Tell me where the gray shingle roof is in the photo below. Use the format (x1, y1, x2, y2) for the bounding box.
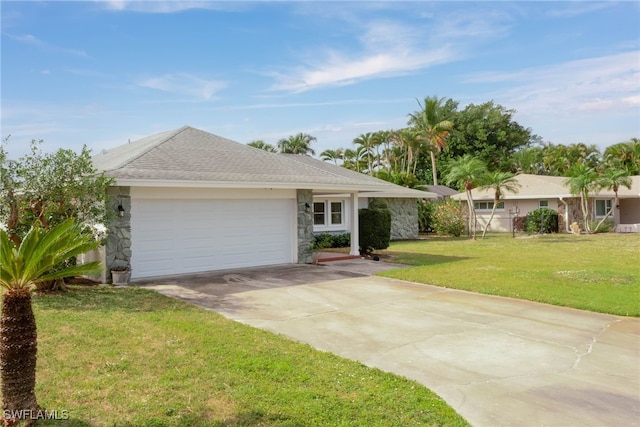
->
(92, 126, 437, 197)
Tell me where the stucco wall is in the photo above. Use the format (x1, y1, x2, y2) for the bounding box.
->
(376, 198, 418, 240)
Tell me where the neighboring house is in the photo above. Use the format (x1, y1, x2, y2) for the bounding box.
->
(92, 126, 436, 280)
(450, 174, 640, 233)
(419, 185, 459, 199)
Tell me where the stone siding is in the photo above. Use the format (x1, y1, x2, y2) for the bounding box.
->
(377, 198, 419, 240)
(106, 187, 132, 278)
(297, 189, 314, 264)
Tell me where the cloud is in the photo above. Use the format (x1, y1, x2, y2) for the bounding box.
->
(547, 2, 616, 18)
(8, 33, 91, 58)
(137, 73, 227, 101)
(100, 1, 245, 13)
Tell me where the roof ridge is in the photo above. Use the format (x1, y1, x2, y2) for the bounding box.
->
(116, 126, 189, 169)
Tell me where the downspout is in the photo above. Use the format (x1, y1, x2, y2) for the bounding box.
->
(558, 197, 571, 233)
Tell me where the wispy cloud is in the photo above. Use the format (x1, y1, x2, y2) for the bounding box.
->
(8, 33, 91, 58)
(137, 73, 227, 101)
(547, 2, 616, 18)
(100, 1, 245, 13)
(467, 51, 640, 114)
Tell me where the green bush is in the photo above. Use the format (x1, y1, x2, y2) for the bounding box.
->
(524, 208, 558, 234)
(591, 219, 616, 233)
(312, 232, 351, 249)
(359, 199, 391, 254)
(431, 199, 465, 237)
(418, 200, 435, 232)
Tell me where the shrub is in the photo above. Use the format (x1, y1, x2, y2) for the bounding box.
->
(431, 199, 465, 237)
(312, 233, 351, 250)
(418, 200, 435, 232)
(359, 199, 391, 254)
(591, 219, 616, 233)
(524, 208, 558, 234)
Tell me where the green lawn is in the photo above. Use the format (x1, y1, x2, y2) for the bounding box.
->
(31, 286, 469, 426)
(379, 233, 640, 317)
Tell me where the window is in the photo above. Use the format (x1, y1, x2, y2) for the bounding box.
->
(595, 199, 612, 217)
(331, 202, 343, 225)
(539, 200, 549, 208)
(313, 200, 345, 227)
(313, 202, 325, 225)
(473, 201, 504, 211)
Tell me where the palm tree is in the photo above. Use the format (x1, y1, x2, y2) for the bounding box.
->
(320, 148, 344, 165)
(353, 133, 375, 173)
(445, 155, 488, 239)
(0, 219, 101, 422)
(277, 133, 316, 155)
(247, 140, 277, 153)
(565, 164, 599, 233)
(603, 138, 640, 174)
(408, 96, 454, 185)
(480, 171, 520, 239)
(593, 168, 632, 231)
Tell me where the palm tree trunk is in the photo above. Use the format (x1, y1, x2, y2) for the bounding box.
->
(482, 203, 498, 239)
(430, 151, 438, 186)
(466, 189, 476, 239)
(1, 288, 40, 421)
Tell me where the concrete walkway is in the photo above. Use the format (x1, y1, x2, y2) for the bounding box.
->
(140, 264, 640, 427)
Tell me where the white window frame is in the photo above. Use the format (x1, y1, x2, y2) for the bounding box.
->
(594, 199, 612, 218)
(313, 202, 326, 226)
(473, 201, 505, 211)
(539, 200, 549, 208)
(313, 199, 346, 228)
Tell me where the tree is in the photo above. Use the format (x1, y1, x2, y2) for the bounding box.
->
(320, 148, 344, 165)
(0, 219, 102, 424)
(593, 168, 632, 232)
(408, 96, 454, 185)
(480, 171, 520, 239)
(565, 164, 599, 233)
(445, 155, 488, 239)
(277, 133, 316, 155)
(443, 101, 535, 171)
(603, 138, 640, 175)
(0, 139, 114, 247)
(247, 140, 277, 152)
(353, 132, 376, 173)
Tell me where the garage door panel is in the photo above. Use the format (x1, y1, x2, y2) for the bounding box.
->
(131, 198, 293, 278)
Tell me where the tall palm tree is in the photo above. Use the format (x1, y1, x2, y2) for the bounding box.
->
(480, 171, 520, 239)
(277, 133, 316, 155)
(0, 219, 101, 423)
(247, 140, 277, 153)
(593, 168, 632, 231)
(320, 148, 344, 166)
(603, 138, 640, 174)
(353, 133, 375, 173)
(565, 164, 599, 233)
(408, 96, 454, 185)
(445, 155, 488, 239)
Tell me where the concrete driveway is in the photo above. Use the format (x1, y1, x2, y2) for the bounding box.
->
(138, 261, 640, 427)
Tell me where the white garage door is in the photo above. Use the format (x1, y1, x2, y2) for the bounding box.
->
(131, 198, 293, 279)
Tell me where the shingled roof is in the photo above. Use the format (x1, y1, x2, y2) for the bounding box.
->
(92, 125, 436, 197)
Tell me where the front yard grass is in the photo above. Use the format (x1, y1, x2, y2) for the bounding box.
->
(380, 233, 639, 317)
(31, 286, 469, 426)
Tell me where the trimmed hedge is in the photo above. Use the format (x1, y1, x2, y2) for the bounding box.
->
(359, 199, 391, 254)
(524, 208, 558, 234)
(312, 232, 351, 250)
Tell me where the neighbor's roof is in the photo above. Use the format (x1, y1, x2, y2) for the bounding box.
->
(92, 125, 437, 197)
(420, 185, 459, 198)
(450, 173, 640, 200)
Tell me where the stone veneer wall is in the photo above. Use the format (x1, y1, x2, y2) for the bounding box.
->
(297, 189, 314, 264)
(376, 198, 419, 240)
(106, 186, 132, 275)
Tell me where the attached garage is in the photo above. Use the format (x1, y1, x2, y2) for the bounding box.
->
(130, 189, 295, 279)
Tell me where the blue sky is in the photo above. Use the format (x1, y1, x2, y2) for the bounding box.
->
(2, 1, 639, 158)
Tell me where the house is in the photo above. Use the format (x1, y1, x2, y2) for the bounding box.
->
(419, 184, 459, 199)
(450, 173, 640, 233)
(92, 126, 436, 280)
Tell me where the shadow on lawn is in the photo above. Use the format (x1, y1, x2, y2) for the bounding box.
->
(383, 252, 472, 267)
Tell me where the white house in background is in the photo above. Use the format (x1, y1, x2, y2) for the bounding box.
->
(91, 126, 436, 280)
(450, 174, 640, 233)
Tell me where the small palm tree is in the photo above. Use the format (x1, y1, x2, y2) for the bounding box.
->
(247, 140, 277, 153)
(445, 155, 488, 239)
(0, 219, 101, 423)
(593, 168, 632, 232)
(320, 148, 344, 166)
(565, 164, 599, 233)
(480, 171, 520, 239)
(277, 133, 316, 155)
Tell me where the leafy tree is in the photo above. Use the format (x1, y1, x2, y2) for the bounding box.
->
(445, 155, 488, 239)
(565, 164, 599, 233)
(603, 138, 640, 174)
(277, 133, 316, 155)
(443, 101, 535, 171)
(247, 140, 277, 152)
(541, 142, 600, 176)
(408, 96, 454, 185)
(430, 199, 465, 237)
(593, 168, 632, 232)
(480, 171, 520, 239)
(0, 219, 101, 424)
(507, 146, 544, 174)
(0, 139, 114, 247)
